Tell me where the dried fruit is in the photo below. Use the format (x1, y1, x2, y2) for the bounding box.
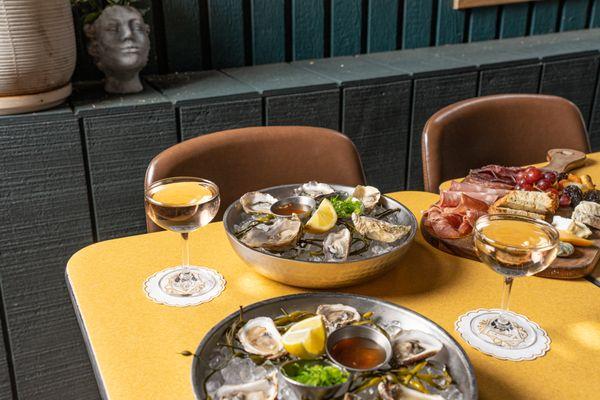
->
(584, 189, 600, 204)
(564, 185, 583, 207)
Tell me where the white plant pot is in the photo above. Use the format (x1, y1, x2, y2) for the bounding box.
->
(0, 0, 76, 115)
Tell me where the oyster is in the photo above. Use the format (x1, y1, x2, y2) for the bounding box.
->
(316, 304, 360, 331)
(240, 191, 278, 214)
(353, 185, 381, 211)
(352, 213, 411, 243)
(240, 217, 302, 250)
(298, 181, 335, 197)
(391, 330, 443, 366)
(378, 378, 444, 400)
(323, 228, 352, 261)
(216, 371, 278, 400)
(237, 317, 286, 359)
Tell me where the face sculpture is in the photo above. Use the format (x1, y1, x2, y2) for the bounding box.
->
(85, 6, 150, 94)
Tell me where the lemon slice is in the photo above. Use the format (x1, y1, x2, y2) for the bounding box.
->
(281, 316, 326, 359)
(305, 198, 338, 233)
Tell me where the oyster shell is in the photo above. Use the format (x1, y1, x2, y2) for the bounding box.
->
(216, 371, 278, 400)
(353, 185, 381, 211)
(237, 317, 286, 359)
(391, 330, 443, 366)
(298, 181, 335, 197)
(240, 191, 278, 214)
(378, 378, 444, 400)
(240, 217, 302, 250)
(316, 304, 360, 331)
(323, 227, 352, 261)
(351, 213, 411, 243)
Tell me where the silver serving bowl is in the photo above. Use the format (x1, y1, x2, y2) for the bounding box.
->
(279, 359, 351, 399)
(191, 293, 478, 400)
(223, 183, 418, 288)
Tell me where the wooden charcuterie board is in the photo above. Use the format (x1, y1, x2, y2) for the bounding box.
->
(421, 148, 600, 279)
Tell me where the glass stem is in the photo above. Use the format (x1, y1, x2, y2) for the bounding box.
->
(493, 277, 514, 331)
(181, 232, 190, 270)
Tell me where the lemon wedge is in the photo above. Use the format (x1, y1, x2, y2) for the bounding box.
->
(305, 198, 337, 233)
(281, 316, 326, 359)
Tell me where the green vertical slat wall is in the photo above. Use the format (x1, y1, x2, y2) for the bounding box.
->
(367, 0, 398, 52)
(469, 6, 498, 42)
(330, 0, 361, 56)
(208, 0, 246, 68)
(499, 3, 529, 38)
(436, 0, 465, 45)
(292, 0, 324, 60)
(162, 0, 203, 71)
(403, 0, 433, 49)
(251, 0, 286, 64)
(530, 0, 560, 35)
(560, 0, 591, 31)
(592, 0, 600, 27)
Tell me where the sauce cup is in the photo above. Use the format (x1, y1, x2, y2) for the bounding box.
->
(270, 196, 316, 220)
(326, 325, 392, 372)
(279, 359, 351, 400)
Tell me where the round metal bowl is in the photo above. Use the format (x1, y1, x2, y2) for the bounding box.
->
(191, 293, 478, 400)
(223, 183, 418, 289)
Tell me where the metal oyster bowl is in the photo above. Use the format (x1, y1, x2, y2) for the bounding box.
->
(223, 183, 418, 289)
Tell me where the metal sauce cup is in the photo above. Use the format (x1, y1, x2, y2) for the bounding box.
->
(270, 196, 316, 220)
(326, 325, 392, 372)
(279, 359, 351, 400)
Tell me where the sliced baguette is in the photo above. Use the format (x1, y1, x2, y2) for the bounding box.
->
(488, 205, 547, 220)
(493, 190, 558, 214)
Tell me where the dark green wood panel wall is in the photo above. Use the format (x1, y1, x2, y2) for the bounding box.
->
(71, 0, 600, 78)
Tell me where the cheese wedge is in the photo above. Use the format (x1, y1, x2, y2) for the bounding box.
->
(558, 230, 594, 247)
(572, 201, 600, 230)
(552, 215, 593, 238)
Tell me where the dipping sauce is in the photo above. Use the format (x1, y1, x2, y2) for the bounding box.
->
(480, 220, 552, 248)
(271, 203, 312, 216)
(330, 337, 386, 370)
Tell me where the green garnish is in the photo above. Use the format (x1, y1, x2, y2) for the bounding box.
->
(290, 363, 349, 387)
(329, 196, 363, 218)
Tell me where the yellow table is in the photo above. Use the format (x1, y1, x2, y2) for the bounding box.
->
(67, 187, 600, 399)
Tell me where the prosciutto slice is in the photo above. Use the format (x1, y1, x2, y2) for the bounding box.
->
(424, 193, 489, 239)
(468, 165, 525, 186)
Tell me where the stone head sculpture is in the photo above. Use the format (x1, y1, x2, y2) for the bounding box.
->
(84, 5, 150, 94)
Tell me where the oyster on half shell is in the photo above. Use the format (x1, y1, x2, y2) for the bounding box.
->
(378, 378, 444, 400)
(391, 330, 443, 366)
(298, 181, 335, 197)
(316, 304, 360, 331)
(237, 317, 286, 359)
(216, 371, 278, 400)
(323, 227, 352, 261)
(353, 185, 381, 211)
(240, 217, 302, 250)
(240, 191, 278, 214)
(352, 213, 411, 243)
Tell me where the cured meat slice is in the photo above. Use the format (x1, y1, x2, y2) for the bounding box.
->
(461, 175, 515, 190)
(440, 190, 502, 206)
(468, 165, 525, 185)
(424, 193, 489, 238)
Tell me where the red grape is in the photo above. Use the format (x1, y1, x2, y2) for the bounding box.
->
(516, 171, 527, 182)
(516, 177, 527, 186)
(524, 167, 543, 184)
(536, 179, 552, 191)
(543, 171, 557, 183)
(559, 194, 571, 207)
(519, 183, 534, 191)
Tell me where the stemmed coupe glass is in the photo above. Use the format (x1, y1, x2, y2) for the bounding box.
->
(145, 177, 221, 297)
(457, 214, 559, 358)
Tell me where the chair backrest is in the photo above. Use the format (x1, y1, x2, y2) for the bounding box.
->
(145, 126, 366, 231)
(421, 94, 591, 193)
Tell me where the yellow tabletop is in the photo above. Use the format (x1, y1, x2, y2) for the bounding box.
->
(67, 188, 600, 399)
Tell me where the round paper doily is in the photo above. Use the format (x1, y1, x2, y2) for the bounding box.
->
(144, 266, 226, 307)
(455, 308, 550, 361)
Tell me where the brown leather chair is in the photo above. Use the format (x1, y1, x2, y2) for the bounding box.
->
(145, 126, 366, 231)
(421, 94, 591, 193)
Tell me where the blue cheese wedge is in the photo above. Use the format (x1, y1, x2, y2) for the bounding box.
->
(572, 201, 600, 230)
(552, 215, 593, 238)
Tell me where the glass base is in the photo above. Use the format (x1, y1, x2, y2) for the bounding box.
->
(144, 266, 226, 307)
(455, 309, 550, 361)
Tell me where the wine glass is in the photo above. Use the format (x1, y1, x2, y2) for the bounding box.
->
(457, 214, 559, 358)
(145, 177, 220, 297)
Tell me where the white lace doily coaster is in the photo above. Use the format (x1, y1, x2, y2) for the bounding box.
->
(455, 308, 550, 361)
(144, 266, 226, 307)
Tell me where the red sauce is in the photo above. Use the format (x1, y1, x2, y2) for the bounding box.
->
(272, 203, 311, 216)
(330, 337, 386, 370)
